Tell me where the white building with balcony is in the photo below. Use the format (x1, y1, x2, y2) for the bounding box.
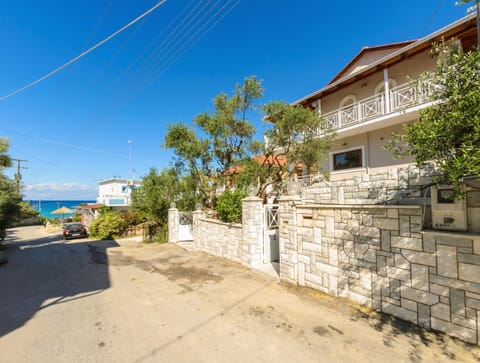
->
(295, 14, 477, 180)
(290, 14, 477, 207)
(97, 178, 142, 209)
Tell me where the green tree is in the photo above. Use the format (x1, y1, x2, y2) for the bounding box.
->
(18, 202, 40, 218)
(89, 212, 126, 240)
(164, 76, 264, 207)
(132, 167, 199, 223)
(237, 102, 334, 201)
(215, 189, 246, 223)
(387, 47, 480, 196)
(0, 138, 21, 240)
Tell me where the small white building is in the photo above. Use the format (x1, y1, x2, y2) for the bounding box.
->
(97, 178, 142, 208)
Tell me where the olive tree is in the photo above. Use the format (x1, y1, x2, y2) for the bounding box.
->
(164, 76, 263, 207)
(237, 101, 334, 201)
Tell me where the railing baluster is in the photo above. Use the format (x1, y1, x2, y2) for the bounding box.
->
(319, 77, 434, 133)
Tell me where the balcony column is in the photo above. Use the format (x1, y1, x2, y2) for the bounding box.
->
(384, 68, 391, 113)
(316, 100, 322, 133)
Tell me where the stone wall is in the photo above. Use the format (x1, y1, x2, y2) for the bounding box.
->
(194, 216, 243, 264)
(278, 197, 480, 345)
(168, 197, 264, 267)
(303, 164, 435, 205)
(11, 217, 42, 227)
(168, 207, 179, 243)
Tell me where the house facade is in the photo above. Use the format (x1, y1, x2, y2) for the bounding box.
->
(290, 14, 478, 231)
(97, 178, 142, 209)
(297, 14, 476, 181)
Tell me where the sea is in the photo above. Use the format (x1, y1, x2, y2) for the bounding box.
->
(26, 200, 96, 219)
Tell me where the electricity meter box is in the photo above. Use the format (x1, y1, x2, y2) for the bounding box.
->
(431, 186, 468, 232)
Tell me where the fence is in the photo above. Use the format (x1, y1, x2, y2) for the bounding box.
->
(120, 222, 167, 243)
(11, 217, 42, 227)
(168, 193, 480, 345)
(278, 196, 480, 345)
(168, 197, 275, 267)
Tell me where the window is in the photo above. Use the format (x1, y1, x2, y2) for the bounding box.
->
(375, 78, 397, 94)
(330, 146, 365, 171)
(339, 95, 357, 108)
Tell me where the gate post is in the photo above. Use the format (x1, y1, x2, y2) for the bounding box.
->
(278, 195, 301, 284)
(192, 205, 205, 250)
(242, 197, 263, 266)
(168, 203, 179, 243)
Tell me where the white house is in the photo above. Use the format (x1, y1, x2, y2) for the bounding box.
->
(288, 13, 479, 232)
(97, 178, 142, 208)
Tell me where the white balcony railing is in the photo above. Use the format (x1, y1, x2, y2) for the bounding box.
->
(99, 194, 131, 206)
(320, 78, 436, 134)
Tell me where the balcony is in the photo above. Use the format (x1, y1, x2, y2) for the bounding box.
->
(318, 78, 438, 135)
(98, 194, 131, 206)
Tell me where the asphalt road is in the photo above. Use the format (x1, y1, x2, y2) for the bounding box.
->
(0, 226, 479, 363)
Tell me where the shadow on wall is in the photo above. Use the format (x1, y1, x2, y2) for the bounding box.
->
(0, 229, 118, 337)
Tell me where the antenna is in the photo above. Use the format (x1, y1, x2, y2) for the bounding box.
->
(128, 139, 132, 181)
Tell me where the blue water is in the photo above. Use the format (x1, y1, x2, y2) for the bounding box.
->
(26, 200, 96, 219)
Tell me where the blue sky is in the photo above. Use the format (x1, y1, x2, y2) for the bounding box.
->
(0, 0, 471, 200)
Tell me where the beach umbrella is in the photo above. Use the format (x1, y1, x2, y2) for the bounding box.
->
(51, 206, 73, 224)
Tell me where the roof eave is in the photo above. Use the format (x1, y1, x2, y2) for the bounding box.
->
(293, 13, 477, 106)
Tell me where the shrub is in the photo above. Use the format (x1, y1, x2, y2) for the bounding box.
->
(215, 189, 246, 223)
(144, 223, 168, 244)
(120, 211, 145, 226)
(89, 212, 127, 240)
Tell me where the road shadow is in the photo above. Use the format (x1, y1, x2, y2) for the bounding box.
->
(2, 228, 20, 243)
(352, 308, 479, 362)
(0, 227, 118, 337)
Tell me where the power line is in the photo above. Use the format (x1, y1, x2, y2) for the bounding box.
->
(75, 0, 199, 112)
(420, 0, 445, 36)
(1, 128, 164, 164)
(133, 0, 216, 84)
(117, 0, 239, 105)
(143, 0, 240, 89)
(82, 0, 116, 50)
(0, 0, 168, 103)
(72, 0, 229, 125)
(84, 15, 150, 91)
(123, 0, 198, 79)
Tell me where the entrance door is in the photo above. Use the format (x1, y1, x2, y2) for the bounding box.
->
(178, 212, 193, 241)
(263, 204, 279, 263)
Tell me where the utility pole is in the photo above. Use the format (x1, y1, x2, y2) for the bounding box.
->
(11, 158, 27, 193)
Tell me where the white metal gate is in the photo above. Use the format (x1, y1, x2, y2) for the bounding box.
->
(263, 204, 279, 263)
(178, 212, 193, 241)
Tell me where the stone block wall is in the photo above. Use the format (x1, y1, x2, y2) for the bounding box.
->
(303, 164, 435, 205)
(278, 199, 480, 345)
(168, 197, 264, 267)
(241, 197, 264, 266)
(168, 207, 179, 243)
(194, 217, 243, 263)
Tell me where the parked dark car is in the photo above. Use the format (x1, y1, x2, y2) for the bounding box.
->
(63, 223, 88, 240)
